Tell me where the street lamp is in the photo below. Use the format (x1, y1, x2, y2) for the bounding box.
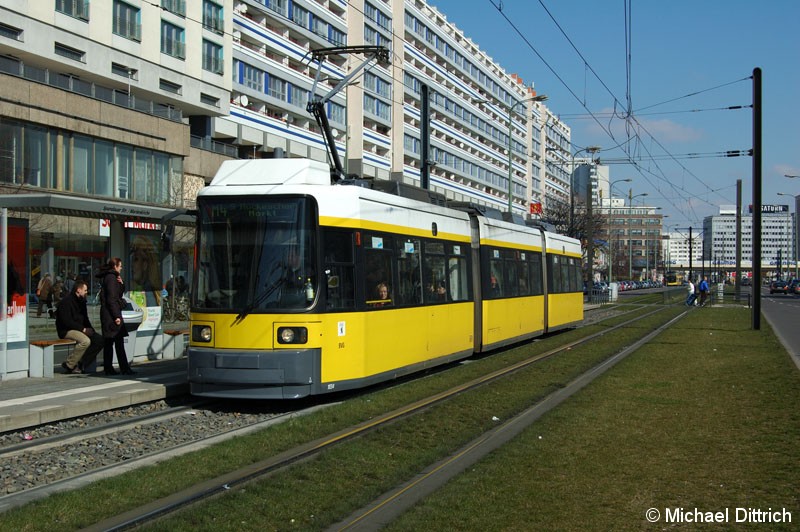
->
(476, 94, 548, 213)
(570, 145, 601, 237)
(607, 178, 632, 282)
(777, 192, 796, 279)
(627, 189, 648, 280)
(658, 215, 669, 281)
(643, 207, 662, 280)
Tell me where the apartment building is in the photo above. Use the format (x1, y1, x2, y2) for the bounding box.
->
(224, 0, 569, 215)
(1, 0, 571, 298)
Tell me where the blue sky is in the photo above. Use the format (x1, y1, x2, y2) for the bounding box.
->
(428, 0, 799, 228)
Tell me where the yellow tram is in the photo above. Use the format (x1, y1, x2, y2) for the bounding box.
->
(187, 159, 583, 399)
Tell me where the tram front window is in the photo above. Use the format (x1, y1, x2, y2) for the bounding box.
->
(195, 197, 317, 313)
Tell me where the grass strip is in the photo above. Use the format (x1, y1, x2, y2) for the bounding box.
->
(387, 306, 800, 530)
(4, 306, 680, 530)
(131, 308, 684, 530)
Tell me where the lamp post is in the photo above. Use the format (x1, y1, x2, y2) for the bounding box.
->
(477, 94, 548, 213)
(643, 207, 662, 281)
(607, 178, 632, 282)
(777, 192, 795, 279)
(627, 189, 648, 280)
(659, 215, 669, 281)
(569, 145, 601, 237)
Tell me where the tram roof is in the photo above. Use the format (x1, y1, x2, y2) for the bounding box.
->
(0, 193, 195, 226)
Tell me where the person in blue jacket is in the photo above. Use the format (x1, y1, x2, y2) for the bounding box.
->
(698, 276, 710, 307)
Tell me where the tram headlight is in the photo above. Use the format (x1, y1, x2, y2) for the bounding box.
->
(277, 327, 308, 344)
(192, 325, 212, 343)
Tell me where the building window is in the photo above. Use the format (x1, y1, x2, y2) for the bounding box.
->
(268, 74, 286, 101)
(113, 1, 141, 42)
(328, 102, 344, 124)
(375, 99, 390, 121)
(56, 0, 90, 21)
(289, 84, 308, 109)
(264, 0, 287, 17)
(161, 21, 185, 59)
(291, 4, 309, 28)
(202, 0, 224, 34)
(111, 63, 137, 80)
(0, 22, 24, 41)
(311, 16, 327, 40)
(159, 78, 182, 95)
(329, 27, 346, 46)
(200, 93, 220, 107)
(202, 39, 223, 74)
(54, 42, 85, 62)
(242, 63, 263, 91)
(161, 0, 186, 17)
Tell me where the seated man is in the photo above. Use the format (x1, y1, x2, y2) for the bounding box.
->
(55, 280, 104, 373)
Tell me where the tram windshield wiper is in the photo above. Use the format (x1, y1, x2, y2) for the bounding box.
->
(233, 275, 287, 325)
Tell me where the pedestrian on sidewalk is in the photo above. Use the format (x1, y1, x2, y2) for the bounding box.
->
(686, 278, 698, 306)
(55, 279, 104, 373)
(97, 258, 136, 376)
(698, 276, 710, 307)
(36, 273, 54, 318)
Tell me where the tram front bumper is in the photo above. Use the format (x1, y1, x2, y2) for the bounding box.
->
(187, 347, 321, 398)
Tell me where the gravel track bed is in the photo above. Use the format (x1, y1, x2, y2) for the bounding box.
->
(0, 400, 281, 495)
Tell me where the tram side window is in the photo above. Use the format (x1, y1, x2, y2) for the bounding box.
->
(570, 258, 581, 292)
(423, 242, 447, 303)
(395, 238, 422, 305)
(447, 243, 470, 302)
(488, 248, 503, 298)
(518, 252, 530, 296)
(561, 258, 572, 293)
(504, 249, 521, 297)
(530, 253, 543, 295)
(363, 233, 395, 308)
(323, 230, 355, 310)
(550, 255, 563, 293)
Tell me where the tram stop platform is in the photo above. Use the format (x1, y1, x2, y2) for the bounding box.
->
(0, 357, 189, 434)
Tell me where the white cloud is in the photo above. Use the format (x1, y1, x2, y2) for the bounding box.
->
(582, 108, 704, 144)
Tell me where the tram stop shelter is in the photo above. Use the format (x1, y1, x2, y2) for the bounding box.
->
(0, 192, 194, 380)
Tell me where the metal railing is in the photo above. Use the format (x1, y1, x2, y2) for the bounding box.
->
(190, 135, 238, 157)
(0, 56, 183, 123)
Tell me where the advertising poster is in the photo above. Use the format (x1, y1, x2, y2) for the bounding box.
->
(127, 230, 163, 331)
(4, 220, 29, 342)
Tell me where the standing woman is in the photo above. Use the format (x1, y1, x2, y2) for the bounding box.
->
(96, 258, 136, 376)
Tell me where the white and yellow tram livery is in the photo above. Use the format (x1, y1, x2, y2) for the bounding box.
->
(188, 159, 583, 399)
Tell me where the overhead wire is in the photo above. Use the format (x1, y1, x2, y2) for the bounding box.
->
(523, 0, 752, 223)
(165, 0, 748, 224)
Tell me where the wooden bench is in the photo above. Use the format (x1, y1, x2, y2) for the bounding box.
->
(162, 329, 189, 359)
(30, 339, 76, 378)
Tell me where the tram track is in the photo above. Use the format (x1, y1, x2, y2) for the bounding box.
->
(85, 303, 685, 531)
(0, 399, 319, 512)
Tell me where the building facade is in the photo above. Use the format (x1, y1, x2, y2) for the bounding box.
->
(224, 0, 568, 216)
(598, 199, 664, 282)
(700, 205, 796, 280)
(0, 0, 234, 293)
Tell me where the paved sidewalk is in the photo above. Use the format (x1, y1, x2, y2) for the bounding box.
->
(0, 357, 189, 433)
